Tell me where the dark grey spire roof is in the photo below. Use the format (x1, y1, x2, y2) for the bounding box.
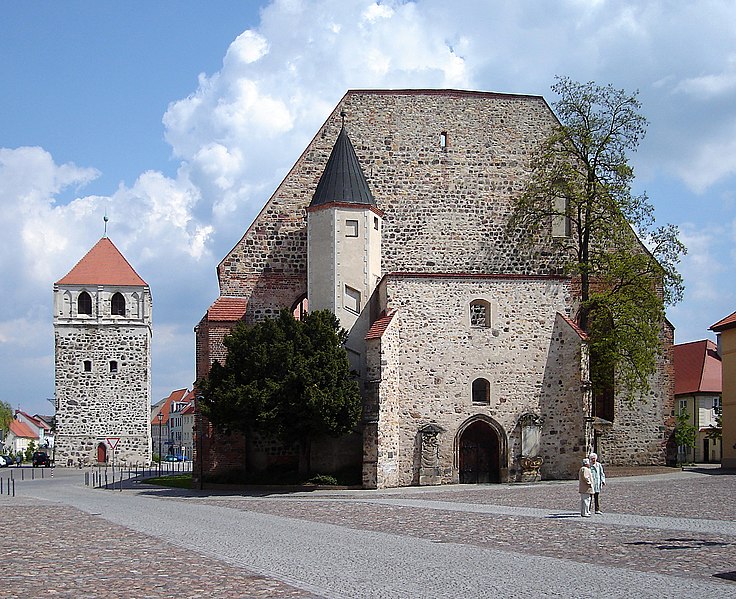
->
(310, 125, 375, 208)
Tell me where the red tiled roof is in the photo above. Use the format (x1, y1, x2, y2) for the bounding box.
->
(674, 340, 722, 396)
(365, 309, 397, 340)
(151, 388, 189, 425)
(559, 313, 588, 340)
(56, 237, 147, 286)
(711, 310, 736, 332)
(181, 404, 195, 415)
(207, 297, 247, 321)
(10, 419, 37, 439)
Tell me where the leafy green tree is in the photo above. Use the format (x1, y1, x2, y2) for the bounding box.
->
(24, 439, 37, 462)
(674, 411, 697, 465)
(198, 309, 362, 475)
(0, 400, 12, 436)
(509, 77, 685, 401)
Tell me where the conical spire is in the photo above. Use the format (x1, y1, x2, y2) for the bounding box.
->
(309, 121, 375, 208)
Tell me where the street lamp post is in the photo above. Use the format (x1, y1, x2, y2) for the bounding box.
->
(157, 412, 163, 476)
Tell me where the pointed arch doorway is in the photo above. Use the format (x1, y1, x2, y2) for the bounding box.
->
(457, 418, 505, 483)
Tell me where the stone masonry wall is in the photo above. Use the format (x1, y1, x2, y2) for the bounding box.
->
(373, 274, 580, 487)
(54, 324, 151, 466)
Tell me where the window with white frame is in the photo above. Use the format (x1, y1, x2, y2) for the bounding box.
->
(713, 397, 722, 414)
(346, 219, 359, 237)
(344, 286, 361, 314)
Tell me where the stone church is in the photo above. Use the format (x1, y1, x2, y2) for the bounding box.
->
(54, 237, 152, 466)
(195, 89, 674, 488)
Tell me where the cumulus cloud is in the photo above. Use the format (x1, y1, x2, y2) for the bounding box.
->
(6, 0, 736, 410)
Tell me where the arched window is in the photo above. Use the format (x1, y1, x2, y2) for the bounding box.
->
(111, 292, 126, 316)
(291, 294, 309, 321)
(78, 291, 92, 315)
(472, 378, 491, 405)
(470, 300, 491, 328)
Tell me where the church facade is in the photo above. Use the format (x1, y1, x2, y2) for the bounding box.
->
(54, 237, 153, 466)
(195, 90, 674, 488)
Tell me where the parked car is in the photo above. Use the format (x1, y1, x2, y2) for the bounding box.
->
(1, 455, 15, 467)
(32, 451, 51, 467)
(0, 455, 7, 467)
(163, 454, 178, 462)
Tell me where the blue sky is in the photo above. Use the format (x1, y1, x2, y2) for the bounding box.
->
(2, 0, 735, 417)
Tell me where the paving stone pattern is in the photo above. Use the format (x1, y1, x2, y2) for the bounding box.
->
(4, 501, 320, 599)
(3, 467, 735, 597)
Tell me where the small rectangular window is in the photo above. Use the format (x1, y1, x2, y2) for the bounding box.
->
(344, 285, 361, 314)
(679, 399, 688, 415)
(346, 220, 359, 237)
(440, 131, 448, 150)
(373, 216, 379, 230)
(83, 360, 92, 372)
(110, 361, 118, 374)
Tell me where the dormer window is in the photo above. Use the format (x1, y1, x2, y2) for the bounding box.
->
(78, 291, 92, 315)
(111, 293, 126, 316)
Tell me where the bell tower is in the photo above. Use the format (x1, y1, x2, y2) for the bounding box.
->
(54, 237, 152, 466)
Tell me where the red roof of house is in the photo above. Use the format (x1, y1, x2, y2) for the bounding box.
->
(56, 237, 147, 286)
(10, 419, 38, 439)
(181, 404, 195, 415)
(711, 310, 736, 333)
(151, 388, 189, 425)
(16, 410, 50, 432)
(365, 309, 398, 340)
(207, 297, 248, 321)
(674, 340, 722, 396)
(559, 313, 588, 340)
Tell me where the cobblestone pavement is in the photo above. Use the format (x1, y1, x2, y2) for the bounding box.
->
(173, 469, 736, 584)
(2, 466, 735, 597)
(4, 496, 321, 599)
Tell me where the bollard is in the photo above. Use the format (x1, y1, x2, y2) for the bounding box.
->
(12, 478, 14, 497)
(41, 468, 44, 479)
(1, 477, 3, 494)
(21, 469, 24, 481)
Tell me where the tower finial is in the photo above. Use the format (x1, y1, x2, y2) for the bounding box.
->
(103, 210, 109, 237)
(340, 110, 346, 128)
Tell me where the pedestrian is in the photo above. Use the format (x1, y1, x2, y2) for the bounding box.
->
(589, 452, 606, 514)
(579, 458, 593, 517)
(15, 454, 21, 467)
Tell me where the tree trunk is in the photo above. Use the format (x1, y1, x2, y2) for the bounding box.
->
(298, 437, 312, 477)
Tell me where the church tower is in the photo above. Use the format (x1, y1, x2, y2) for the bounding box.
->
(54, 237, 152, 466)
(306, 119, 382, 374)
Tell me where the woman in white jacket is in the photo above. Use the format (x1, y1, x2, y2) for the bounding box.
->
(589, 452, 606, 514)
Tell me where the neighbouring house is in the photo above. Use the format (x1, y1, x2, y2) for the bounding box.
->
(54, 236, 153, 466)
(674, 340, 722, 463)
(5, 419, 38, 455)
(151, 388, 190, 458)
(194, 89, 675, 488)
(181, 402, 196, 460)
(14, 411, 54, 449)
(711, 310, 736, 469)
